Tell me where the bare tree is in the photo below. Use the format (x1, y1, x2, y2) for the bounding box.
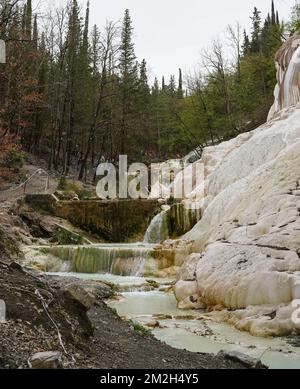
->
(78, 21, 119, 180)
(202, 40, 232, 119)
(227, 22, 242, 80)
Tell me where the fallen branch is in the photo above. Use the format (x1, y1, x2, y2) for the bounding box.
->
(35, 289, 68, 355)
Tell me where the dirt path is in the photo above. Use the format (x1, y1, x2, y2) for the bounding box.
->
(0, 163, 58, 203)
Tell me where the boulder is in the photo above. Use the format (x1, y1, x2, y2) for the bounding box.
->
(174, 280, 198, 303)
(28, 351, 62, 369)
(217, 351, 268, 369)
(144, 319, 160, 329)
(65, 285, 96, 310)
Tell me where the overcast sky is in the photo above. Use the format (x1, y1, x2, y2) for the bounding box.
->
(36, 0, 296, 83)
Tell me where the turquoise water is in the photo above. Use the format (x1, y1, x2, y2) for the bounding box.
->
(108, 290, 300, 370)
(46, 271, 300, 369)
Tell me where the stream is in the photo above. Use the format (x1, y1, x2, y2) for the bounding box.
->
(45, 270, 300, 369)
(25, 209, 300, 369)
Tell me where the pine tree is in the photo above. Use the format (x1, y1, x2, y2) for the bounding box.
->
(81, 1, 90, 60)
(139, 59, 149, 92)
(177, 68, 184, 99)
(119, 9, 137, 155)
(21, 4, 27, 37)
(64, 0, 82, 173)
(32, 14, 38, 50)
(271, 0, 276, 25)
(152, 78, 159, 96)
(119, 9, 136, 80)
(34, 31, 48, 154)
(78, 1, 91, 128)
(25, 0, 32, 40)
(242, 30, 250, 56)
(276, 11, 280, 26)
(250, 7, 262, 53)
(168, 75, 176, 96)
(162, 76, 166, 91)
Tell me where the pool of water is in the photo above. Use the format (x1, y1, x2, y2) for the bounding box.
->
(108, 291, 199, 317)
(108, 290, 300, 370)
(45, 271, 300, 369)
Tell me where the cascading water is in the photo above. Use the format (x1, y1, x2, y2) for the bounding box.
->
(143, 210, 170, 244)
(28, 244, 157, 277)
(144, 202, 202, 244)
(268, 36, 300, 120)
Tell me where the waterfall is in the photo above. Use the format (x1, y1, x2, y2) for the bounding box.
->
(34, 244, 156, 277)
(268, 36, 300, 120)
(144, 202, 202, 244)
(143, 211, 170, 244)
(283, 44, 300, 109)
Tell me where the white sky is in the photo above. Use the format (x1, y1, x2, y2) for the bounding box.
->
(35, 0, 296, 83)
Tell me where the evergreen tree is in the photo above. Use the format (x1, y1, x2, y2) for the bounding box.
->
(250, 7, 262, 53)
(271, 0, 276, 25)
(77, 1, 92, 131)
(119, 9, 137, 155)
(242, 30, 250, 56)
(21, 4, 26, 36)
(64, 0, 82, 173)
(177, 68, 184, 99)
(276, 11, 280, 26)
(168, 75, 176, 96)
(25, 0, 32, 40)
(32, 14, 38, 50)
(162, 76, 166, 91)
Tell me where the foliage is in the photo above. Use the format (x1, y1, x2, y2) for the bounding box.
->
(287, 4, 300, 35)
(0, 127, 23, 182)
(53, 228, 83, 245)
(57, 177, 94, 199)
(3, 149, 24, 170)
(0, 0, 298, 183)
(128, 320, 150, 335)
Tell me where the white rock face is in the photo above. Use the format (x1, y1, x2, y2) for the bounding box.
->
(175, 36, 300, 336)
(268, 36, 300, 120)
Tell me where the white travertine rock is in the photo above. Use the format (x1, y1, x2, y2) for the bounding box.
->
(177, 253, 200, 281)
(174, 36, 300, 335)
(174, 280, 198, 303)
(268, 35, 300, 120)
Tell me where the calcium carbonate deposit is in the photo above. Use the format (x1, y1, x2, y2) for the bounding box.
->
(174, 35, 300, 337)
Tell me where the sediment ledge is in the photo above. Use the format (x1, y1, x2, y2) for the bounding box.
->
(25, 194, 161, 242)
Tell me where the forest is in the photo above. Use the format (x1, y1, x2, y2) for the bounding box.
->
(0, 0, 299, 182)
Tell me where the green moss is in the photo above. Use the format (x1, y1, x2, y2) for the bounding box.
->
(128, 320, 150, 335)
(146, 279, 159, 288)
(110, 308, 119, 318)
(53, 228, 83, 245)
(57, 177, 94, 199)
